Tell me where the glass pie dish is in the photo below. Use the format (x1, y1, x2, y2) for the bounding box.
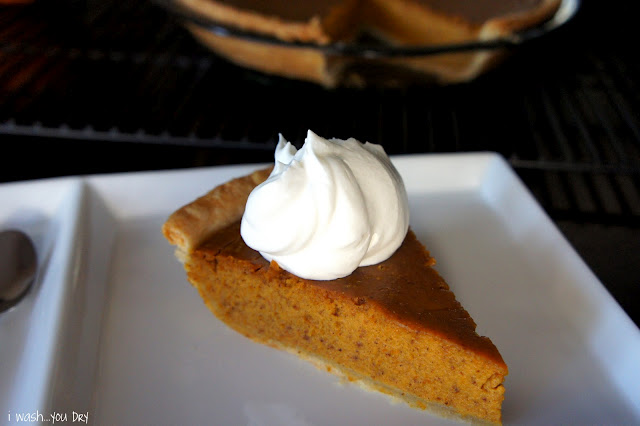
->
(154, 0, 581, 87)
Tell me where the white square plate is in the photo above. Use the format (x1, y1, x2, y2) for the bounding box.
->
(1, 153, 638, 425)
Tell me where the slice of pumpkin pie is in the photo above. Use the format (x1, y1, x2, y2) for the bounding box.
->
(162, 131, 508, 424)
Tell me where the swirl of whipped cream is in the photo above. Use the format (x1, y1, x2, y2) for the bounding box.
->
(240, 130, 409, 280)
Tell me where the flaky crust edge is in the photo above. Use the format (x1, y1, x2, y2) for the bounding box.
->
(162, 167, 273, 259)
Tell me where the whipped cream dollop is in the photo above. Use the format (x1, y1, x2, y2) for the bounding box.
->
(240, 130, 409, 280)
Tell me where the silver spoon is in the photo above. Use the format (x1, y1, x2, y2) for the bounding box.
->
(0, 230, 37, 313)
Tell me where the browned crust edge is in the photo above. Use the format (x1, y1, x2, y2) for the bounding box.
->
(176, 0, 326, 42)
(161, 167, 272, 254)
(479, 0, 563, 37)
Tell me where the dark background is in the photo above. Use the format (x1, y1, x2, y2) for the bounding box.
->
(1, 0, 638, 327)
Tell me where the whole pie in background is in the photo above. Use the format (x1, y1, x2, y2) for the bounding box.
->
(171, 0, 562, 86)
